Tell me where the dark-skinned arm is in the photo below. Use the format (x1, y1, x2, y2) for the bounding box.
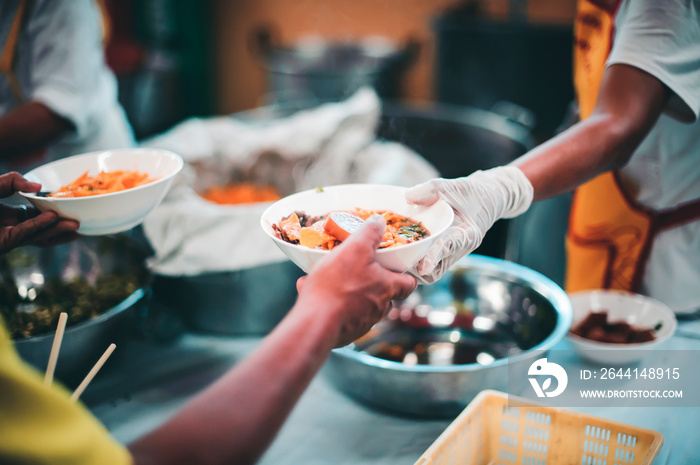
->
(0, 101, 73, 162)
(512, 63, 671, 201)
(404, 63, 673, 284)
(0, 172, 79, 253)
(127, 217, 417, 465)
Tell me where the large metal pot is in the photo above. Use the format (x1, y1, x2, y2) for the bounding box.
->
(6, 236, 150, 388)
(151, 261, 304, 335)
(323, 255, 572, 417)
(250, 26, 419, 103)
(377, 102, 533, 179)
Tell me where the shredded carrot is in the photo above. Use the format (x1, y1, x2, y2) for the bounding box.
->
(49, 170, 156, 198)
(201, 183, 281, 205)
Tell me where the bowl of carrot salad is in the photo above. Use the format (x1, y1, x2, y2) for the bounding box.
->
(20, 148, 183, 236)
(260, 184, 454, 273)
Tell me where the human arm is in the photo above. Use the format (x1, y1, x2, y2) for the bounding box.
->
(407, 63, 669, 283)
(127, 216, 417, 465)
(0, 0, 114, 163)
(0, 101, 73, 162)
(513, 63, 669, 200)
(0, 172, 79, 254)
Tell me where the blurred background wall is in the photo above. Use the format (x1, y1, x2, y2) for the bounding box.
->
(211, 0, 576, 114)
(104, 0, 576, 140)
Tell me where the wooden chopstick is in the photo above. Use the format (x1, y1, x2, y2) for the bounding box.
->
(70, 343, 116, 403)
(44, 312, 68, 386)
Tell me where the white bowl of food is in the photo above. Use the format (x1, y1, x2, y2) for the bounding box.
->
(20, 148, 183, 236)
(566, 290, 677, 365)
(260, 184, 454, 273)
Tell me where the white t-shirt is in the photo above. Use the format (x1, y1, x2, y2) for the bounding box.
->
(608, 0, 700, 313)
(0, 0, 135, 163)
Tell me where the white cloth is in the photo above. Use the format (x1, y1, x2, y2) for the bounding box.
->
(607, 0, 700, 313)
(140, 89, 439, 276)
(0, 0, 135, 163)
(142, 88, 383, 191)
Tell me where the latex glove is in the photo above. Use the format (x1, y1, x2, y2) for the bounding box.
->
(406, 166, 533, 284)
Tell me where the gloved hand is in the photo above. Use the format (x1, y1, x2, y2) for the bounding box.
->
(406, 166, 534, 284)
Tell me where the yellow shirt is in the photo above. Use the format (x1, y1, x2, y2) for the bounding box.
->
(0, 319, 132, 465)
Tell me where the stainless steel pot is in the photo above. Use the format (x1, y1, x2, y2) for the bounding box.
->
(323, 255, 572, 417)
(151, 260, 304, 335)
(250, 26, 419, 103)
(7, 235, 150, 388)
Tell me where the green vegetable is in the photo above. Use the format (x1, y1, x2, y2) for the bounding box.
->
(0, 272, 142, 339)
(398, 223, 429, 240)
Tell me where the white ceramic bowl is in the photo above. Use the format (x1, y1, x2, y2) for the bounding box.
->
(567, 290, 677, 365)
(20, 148, 183, 236)
(260, 184, 454, 273)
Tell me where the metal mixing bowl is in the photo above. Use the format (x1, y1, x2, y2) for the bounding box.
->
(323, 255, 572, 417)
(4, 235, 150, 388)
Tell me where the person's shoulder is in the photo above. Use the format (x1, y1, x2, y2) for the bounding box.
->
(616, 0, 699, 26)
(611, 0, 700, 121)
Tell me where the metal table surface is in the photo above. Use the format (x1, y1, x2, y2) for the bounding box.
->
(86, 322, 700, 464)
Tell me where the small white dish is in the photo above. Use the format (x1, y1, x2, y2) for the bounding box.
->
(260, 184, 454, 273)
(567, 290, 677, 365)
(20, 148, 183, 236)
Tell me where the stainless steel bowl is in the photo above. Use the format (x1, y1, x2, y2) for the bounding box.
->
(323, 255, 572, 417)
(5, 235, 150, 388)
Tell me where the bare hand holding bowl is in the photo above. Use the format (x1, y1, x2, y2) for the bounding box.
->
(20, 149, 183, 236)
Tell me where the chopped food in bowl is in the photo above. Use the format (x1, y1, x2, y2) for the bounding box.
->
(4, 236, 150, 387)
(566, 290, 677, 365)
(570, 310, 658, 343)
(260, 184, 454, 273)
(272, 208, 430, 250)
(20, 148, 183, 236)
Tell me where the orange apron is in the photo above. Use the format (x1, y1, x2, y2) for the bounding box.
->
(566, 0, 700, 293)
